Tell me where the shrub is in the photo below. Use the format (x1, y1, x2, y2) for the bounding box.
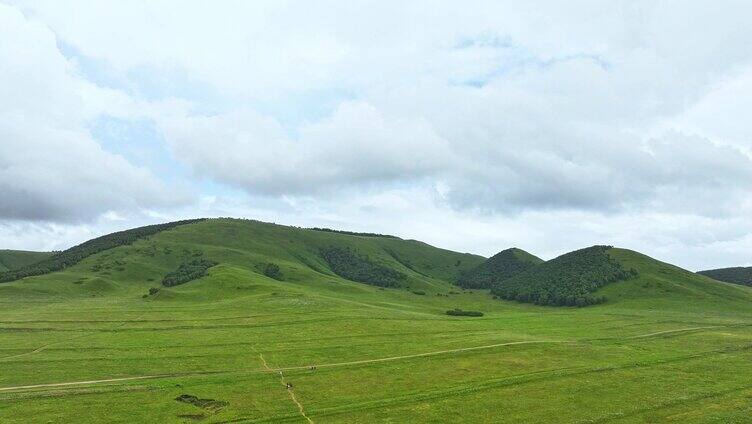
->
(260, 263, 284, 280)
(446, 309, 484, 317)
(412, 290, 426, 295)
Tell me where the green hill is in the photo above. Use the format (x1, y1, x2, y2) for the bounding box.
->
(491, 246, 637, 306)
(0, 249, 53, 272)
(698, 266, 752, 287)
(456, 247, 542, 289)
(0, 219, 205, 283)
(0, 218, 486, 297)
(3, 219, 752, 423)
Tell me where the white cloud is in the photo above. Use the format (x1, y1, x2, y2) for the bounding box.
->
(158, 101, 452, 195)
(0, 3, 186, 221)
(2, 0, 752, 269)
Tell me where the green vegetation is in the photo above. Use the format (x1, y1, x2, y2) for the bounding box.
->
(446, 308, 484, 317)
(0, 219, 205, 283)
(320, 246, 405, 287)
(456, 247, 542, 289)
(0, 250, 53, 272)
(698, 266, 752, 287)
(492, 245, 636, 306)
(1, 219, 752, 423)
(161, 258, 217, 287)
(259, 262, 284, 280)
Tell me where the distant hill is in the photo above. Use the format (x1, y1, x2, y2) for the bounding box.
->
(0, 219, 206, 283)
(0, 218, 486, 293)
(3, 218, 749, 312)
(698, 266, 752, 287)
(456, 248, 542, 289)
(491, 246, 636, 306)
(0, 250, 53, 272)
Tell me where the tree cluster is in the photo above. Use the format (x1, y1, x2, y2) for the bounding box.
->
(161, 259, 218, 287)
(320, 246, 405, 287)
(491, 246, 637, 307)
(0, 219, 206, 283)
(308, 227, 401, 239)
(260, 262, 284, 280)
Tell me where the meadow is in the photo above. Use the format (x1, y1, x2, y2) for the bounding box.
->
(1, 219, 751, 423)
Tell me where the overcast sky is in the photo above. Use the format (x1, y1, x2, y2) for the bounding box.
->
(2, 1, 751, 270)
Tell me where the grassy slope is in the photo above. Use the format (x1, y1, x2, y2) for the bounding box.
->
(0, 250, 52, 272)
(1, 220, 752, 423)
(601, 248, 752, 314)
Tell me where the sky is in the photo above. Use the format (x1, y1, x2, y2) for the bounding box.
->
(1, 0, 751, 271)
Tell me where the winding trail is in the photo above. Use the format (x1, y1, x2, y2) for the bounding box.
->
(0, 375, 173, 392)
(276, 339, 564, 372)
(624, 326, 721, 339)
(257, 352, 313, 424)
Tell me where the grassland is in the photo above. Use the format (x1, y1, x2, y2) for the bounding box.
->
(1, 219, 752, 423)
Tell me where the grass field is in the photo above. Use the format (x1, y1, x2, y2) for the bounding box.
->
(1, 219, 752, 423)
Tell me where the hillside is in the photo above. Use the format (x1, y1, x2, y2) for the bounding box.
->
(698, 266, 752, 287)
(2, 219, 752, 423)
(0, 250, 53, 272)
(0, 219, 206, 283)
(491, 246, 637, 306)
(456, 248, 542, 289)
(0, 218, 485, 297)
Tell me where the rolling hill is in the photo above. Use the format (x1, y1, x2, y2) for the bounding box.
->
(456, 247, 542, 289)
(0, 249, 53, 272)
(2, 218, 752, 423)
(698, 266, 752, 287)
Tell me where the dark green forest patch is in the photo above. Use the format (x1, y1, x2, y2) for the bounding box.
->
(698, 266, 752, 287)
(162, 259, 218, 287)
(491, 246, 637, 307)
(320, 246, 405, 287)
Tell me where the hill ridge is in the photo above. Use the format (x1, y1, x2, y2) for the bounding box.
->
(456, 247, 542, 289)
(698, 266, 752, 287)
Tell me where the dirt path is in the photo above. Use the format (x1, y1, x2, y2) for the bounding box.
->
(0, 375, 172, 392)
(624, 326, 721, 339)
(257, 352, 313, 424)
(275, 339, 564, 372)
